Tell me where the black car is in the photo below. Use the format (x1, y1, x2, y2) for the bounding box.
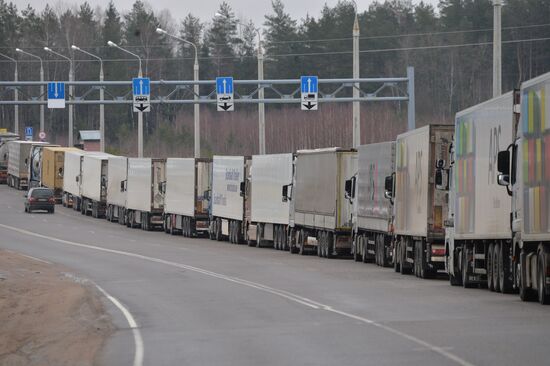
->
(24, 188, 55, 213)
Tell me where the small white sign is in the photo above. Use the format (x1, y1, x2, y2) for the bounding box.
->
(133, 94, 150, 113)
(38, 131, 46, 140)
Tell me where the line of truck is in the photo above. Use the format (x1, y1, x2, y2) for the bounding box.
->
(3, 71, 550, 305)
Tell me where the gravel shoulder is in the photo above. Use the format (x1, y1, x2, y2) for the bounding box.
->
(0, 249, 113, 366)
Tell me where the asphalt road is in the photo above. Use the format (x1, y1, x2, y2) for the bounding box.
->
(1, 184, 549, 366)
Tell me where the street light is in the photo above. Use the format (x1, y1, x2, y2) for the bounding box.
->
(0, 52, 19, 135)
(15, 48, 44, 135)
(214, 13, 265, 154)
(72, 45, 105, 152)
(156, 27, 201, 158)
(108, 41, 144, 157)
(44, 46, 75, 147)
(351, 0, 361, 143)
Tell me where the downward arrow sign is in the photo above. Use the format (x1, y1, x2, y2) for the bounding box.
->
(303, 101, 316, 110)
(136, 103, 148, 112)
(220, 102, 232, 111)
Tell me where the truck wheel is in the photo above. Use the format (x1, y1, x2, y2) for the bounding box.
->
(487, 244, 494, 291)
(499, 243, 513, 294)
(519, 250, 536, 301)
(493, 243, 501, 292)
(462, 247, 475, 288)
(317, 232, 324, 257)
(353, 235, 360, 262)
(400, 239, 411, 275)
(327, 233, 335, 259)
(394, 241, 401, 273)
(538, 250, 550, 305)
(299, 230, 306, 255)
(289, 229, 298, 254)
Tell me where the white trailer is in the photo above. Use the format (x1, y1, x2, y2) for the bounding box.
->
(442, 92, 513, 289)
(285, 148, 357, 258)
(7, 141, 47, 190)
(80, 153, 111, 218)
(63, 150, 85, 209)
(126, 158, 166, 231)
(386, 124, 453, 278)
(106, 156, 128, 224)
(349, 142, 395, 266)
(0, 132, 19, 184)
(246, 153, 293, 249)
(163, 158, 212, 237)
(209, 155, 251, 243)
(496, 72, 550, 304)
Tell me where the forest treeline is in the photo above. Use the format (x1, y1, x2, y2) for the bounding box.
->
(0, 0, 549, 156)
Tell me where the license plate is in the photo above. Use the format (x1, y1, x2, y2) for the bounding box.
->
(38, 198, 47, 202)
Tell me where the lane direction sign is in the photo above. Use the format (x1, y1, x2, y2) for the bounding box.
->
(216, 77, 234, 112)
(300, 75, 318, 111)
(47, 82, 66, 109)
(132, 77, 151, 113)
(25, 126, 33, 141)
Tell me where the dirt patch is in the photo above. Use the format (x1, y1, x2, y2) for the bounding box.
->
(0, 250, 113, 366)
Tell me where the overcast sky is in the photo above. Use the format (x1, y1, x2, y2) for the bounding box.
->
(18, 0, 442, 28)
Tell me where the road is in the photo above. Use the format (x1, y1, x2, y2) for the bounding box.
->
(1, 184, 549, 366)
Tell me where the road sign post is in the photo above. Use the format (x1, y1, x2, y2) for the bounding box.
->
(133, 77, 151, 113)
(47, 82, 65, 109)
(301, 76, 318, 111)
(216, 77, 234, 112)
(25, 126, 33, 141)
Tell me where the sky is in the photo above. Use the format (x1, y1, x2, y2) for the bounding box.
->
(16, 0, 442, 28)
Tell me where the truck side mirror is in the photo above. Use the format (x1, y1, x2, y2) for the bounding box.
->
(345, 176, 356, 201)
(239, 181, 245, 197)
(497, 150, 510, 176)
(435, 169, 448, 190)
(282, 184, 292, 202)
(76, 176, 79, 182)
(497, 174, 510, 186)
(384, 175, 393, 199)
(203, 190, 210, 201)
(120, 181, 125, 192)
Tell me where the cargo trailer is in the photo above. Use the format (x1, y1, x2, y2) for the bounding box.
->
(163, 158, 212, 237)
(106, 156, 128, 224)
(284, 148, 357, 257)
(62, 150, 86, 209)
(28, 143, 59, 188)
(247, 153, 293, 249)
(41, 147, 81, 202)
(0, 131, 19, 184)
(348, 142, 395, 266)
(441, 92, 513, 289)
(496, 72, 550, 304)
(125, 158, 166, 231)
(385, 124, 453, 277)
(7, 140, 48, 190)
(80, 153, 112, 218)
(209, 155, 251, 243)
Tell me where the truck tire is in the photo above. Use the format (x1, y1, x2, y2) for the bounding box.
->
(317, 232, 323, 257)
(519, 250, 536, 301)
(499, 243, 513, 294)
(538, 250, 550, 305)
(289, 229, 298, 254)
(400, 239, 411, 275)
(487, 244, 494, 291)
(327, 233, 335, 259)
(394, 241, 401, 273)
(493, 243, 501, 292)
(299, 230, 307, 255)
(462, 247, 475, 288)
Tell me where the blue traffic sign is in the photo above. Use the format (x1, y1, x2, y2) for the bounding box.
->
(216, 77, 233, 94)
(47, 82, 65, 99)
(25, 126, 33, 140)
(301, 76, 318, 93)
(133, 78, 150, 95)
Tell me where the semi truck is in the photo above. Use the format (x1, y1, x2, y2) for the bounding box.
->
(80, 153, 112, 218)
(63, 150, 86, 209)
(247, 153, 293, 249)
(349, 142, 395, 266)
(0, 131, 19, 184)
(441, 92, 513, 289)
(284, 148, 357, 257)
(163, 158, 212, 237)
(209, 155, 251, 243)
(7, 140, 48, 190)
(497, 72, 550, 304)
(41, 147, 80, 202)
(28, 143, 59, 188)
(106, 156, 128, 224)
(385, 125, 453, 278)
(125, 158, 166, 231)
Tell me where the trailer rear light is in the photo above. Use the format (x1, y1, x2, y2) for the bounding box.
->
(431, 248, 445, 256)
(28, 197, 36, 203)
(48, 197, 55, 203)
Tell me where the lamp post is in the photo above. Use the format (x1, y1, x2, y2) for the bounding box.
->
(72, 45, 105, 152)
(108, 41, 144, 157)
(493, 0, 502, 97)
(351, 0, 360, 146)
(44, 47, 74, 146)
(15, 48, 44, 135)
(156, 27, 201, 158)
(215, 13, 265, 154)
(0, 52, 19, 135)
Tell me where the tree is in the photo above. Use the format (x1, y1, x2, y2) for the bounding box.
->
(207, 2, 237, 77)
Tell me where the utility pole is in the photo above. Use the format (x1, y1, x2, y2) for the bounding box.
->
(493, 0, 502, 97)
(257, 32, 265, 155)
(0, 53, 18, 135)
(352, 6, 360, 148)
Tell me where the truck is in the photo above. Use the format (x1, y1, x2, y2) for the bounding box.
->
(283, 148, 357, 257)
(105, 156, 128, 224)
(80, 153, 112, 218)
(247, 153, 293, 249)
(63, 150, 86, 209)
(209, 156, 251, 243)
(441, 92, 513, 290)
(496, 72, 550, 304)
(28, 143, 59, 188)
(7, 140, 48, 190)
(125, 158, 166, 231)
(349, 142, 395, 266)
(41, 147, 81, 202)
(385, 124, 453, 278)
(163, 158, 212, 237)
(0, 131, 19, 184)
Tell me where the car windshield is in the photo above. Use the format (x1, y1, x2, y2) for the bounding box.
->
(31, 189, 53, 198)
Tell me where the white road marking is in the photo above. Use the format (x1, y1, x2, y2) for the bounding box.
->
(95, 284, 144, 366)
(19, 253, 52, 264)
(0, 223, 475, 366)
